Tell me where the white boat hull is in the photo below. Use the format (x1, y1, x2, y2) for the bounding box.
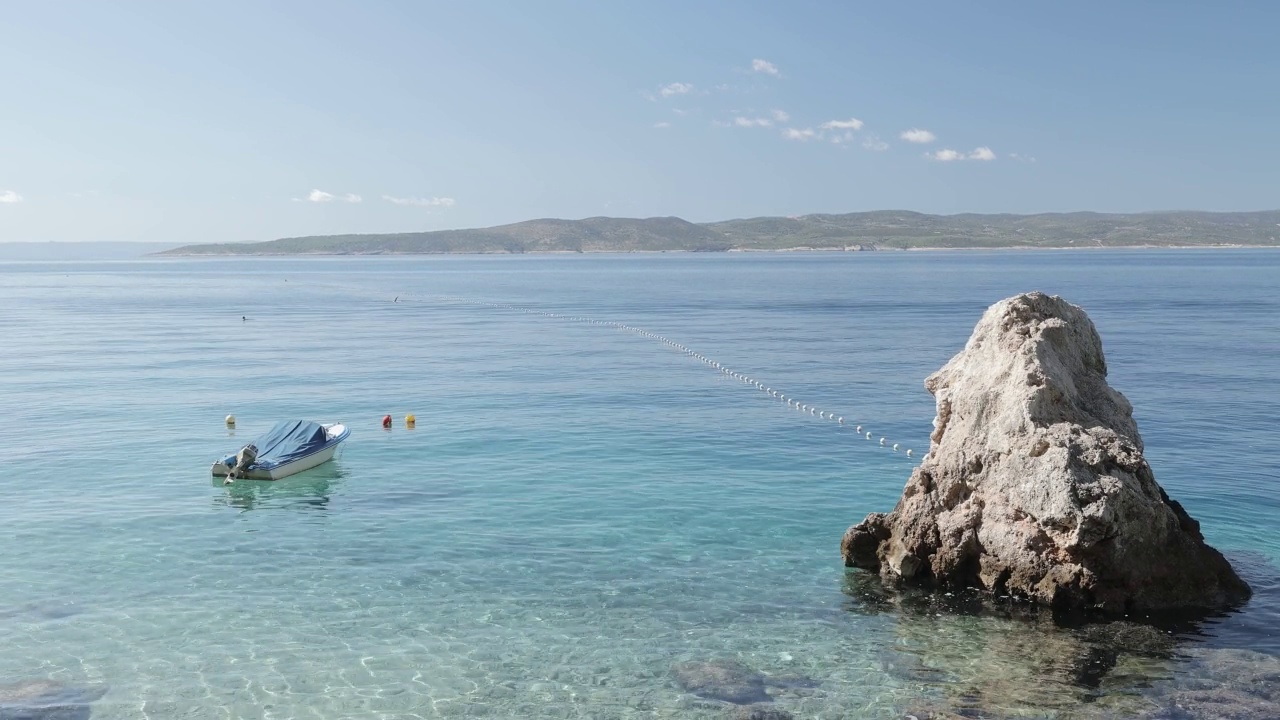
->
(212, 423, 348, 481)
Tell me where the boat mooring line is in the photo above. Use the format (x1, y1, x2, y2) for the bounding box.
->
(433, 296, 917, 461)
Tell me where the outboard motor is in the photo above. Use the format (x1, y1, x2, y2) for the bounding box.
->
(225, 443, 258, 483)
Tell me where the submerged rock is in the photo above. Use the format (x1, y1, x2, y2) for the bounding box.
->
(842, 292, 1250, 615)
(728, 705, 794, 720)
(1141, 648, 1280, 719)
(671, 659, 771, 704)
(0, 679, 106, 720)
(0, 602, 83, 622)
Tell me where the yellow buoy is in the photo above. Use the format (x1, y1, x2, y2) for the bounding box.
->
(405, 414, 416, 427)
(225, 415, 236, 427)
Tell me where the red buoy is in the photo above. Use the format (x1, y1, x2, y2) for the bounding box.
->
(381, 414, 392, 428)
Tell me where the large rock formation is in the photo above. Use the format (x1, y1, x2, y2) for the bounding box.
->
(842, 292, 1250, 614)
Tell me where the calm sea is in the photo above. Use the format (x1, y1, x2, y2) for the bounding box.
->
(1, 250, 1277, 718)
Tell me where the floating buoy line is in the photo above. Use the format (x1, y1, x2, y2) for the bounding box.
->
(248, 278, 920, 458)
(426, 296, 918, 461)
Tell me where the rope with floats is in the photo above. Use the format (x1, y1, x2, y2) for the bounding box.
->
(256, 280, 920, 458)
(438, 297, 918, 460)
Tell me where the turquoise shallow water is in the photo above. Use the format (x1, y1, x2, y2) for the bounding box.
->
(1, 250, 1278, 718)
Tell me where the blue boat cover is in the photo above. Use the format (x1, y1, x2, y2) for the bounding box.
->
(250, 420, 329, 469)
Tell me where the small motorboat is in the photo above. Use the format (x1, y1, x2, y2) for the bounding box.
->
(212, 420, 350, 482)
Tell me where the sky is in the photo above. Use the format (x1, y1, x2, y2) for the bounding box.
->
(2, 1, 1278, 244)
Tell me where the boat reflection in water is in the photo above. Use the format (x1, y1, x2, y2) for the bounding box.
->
(212, 463, 346, 514)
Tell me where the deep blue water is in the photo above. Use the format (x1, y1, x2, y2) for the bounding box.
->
(1, 250, 1277, 718)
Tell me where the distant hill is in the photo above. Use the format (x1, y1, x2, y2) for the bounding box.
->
(160, 217, 730, 256)
(705, 210, 1280, 250)
(158, 210, 1280, 256)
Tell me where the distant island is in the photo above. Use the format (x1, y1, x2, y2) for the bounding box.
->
(157, 210, 1280, 256)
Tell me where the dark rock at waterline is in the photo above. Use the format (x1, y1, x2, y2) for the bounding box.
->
(1073, 620, 1177, 657)
(842, 292, 1250, 616)
(671, 660, 771, 704)
(842, 568, 1043, 621)
(0, 680, 106, 720)
(728, 705, 794, 720)
(855, 557, 1278, 720)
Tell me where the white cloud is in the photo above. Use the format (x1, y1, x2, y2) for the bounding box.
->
(782, 127, 816, 141)
(733, 116, 773, 128)
(1009, 152, 1037, 163)
(830, 131, 857, 145)
(751, 59, 780, 76)
(821, 118, 864, 131)
(653, 121, 672, 129)
(660, 82, 693, 97)
(929, 147, 997, 162)
(383, 195, 457, 208)
(772, 109, 790, 122)
(862, 134, 889, 151)
(900, 128, 937, 144)
(672, 108, 688, 116)
(300, 189, 363, 203)
(0, 190, 23, 203)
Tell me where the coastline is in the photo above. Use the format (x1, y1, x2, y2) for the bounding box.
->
(153, 243, 1280, 258)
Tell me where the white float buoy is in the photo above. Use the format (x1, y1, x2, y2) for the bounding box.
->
(225, 414, 236, 427)
(892, 443, 899, 451)
(866, 432, 872, 439)
(838, 417, 844, 424)
(855, 425, 862, 433)
(906, 449, 914, 457)
(880, 438, 887, 446)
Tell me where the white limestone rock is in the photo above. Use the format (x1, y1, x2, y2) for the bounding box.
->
(842, 292, 1250, 614)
